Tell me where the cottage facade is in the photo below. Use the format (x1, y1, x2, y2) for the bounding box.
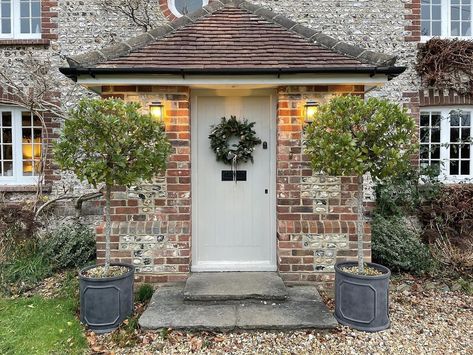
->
(0, 0, 470, 289)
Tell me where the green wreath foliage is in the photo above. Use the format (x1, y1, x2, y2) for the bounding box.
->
(209, 116, 262, 165)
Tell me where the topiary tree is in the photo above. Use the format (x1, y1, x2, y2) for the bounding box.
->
(54, 98, 171, 274)
(304, 95, 417, 273)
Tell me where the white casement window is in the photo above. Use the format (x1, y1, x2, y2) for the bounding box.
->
(420, 107, 473, 181)
(167, 0, 209, 17)
(0, 107, 43, 185)
(421, 0, 473, 39)
(0, 0, 41, 39)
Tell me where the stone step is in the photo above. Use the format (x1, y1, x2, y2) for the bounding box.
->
(139, 286, 338, 331)
(183, 272, 288, 301)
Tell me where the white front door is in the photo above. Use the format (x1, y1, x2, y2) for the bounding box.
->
(191, 90, 277, 271)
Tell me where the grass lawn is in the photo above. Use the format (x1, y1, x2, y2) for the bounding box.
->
(0, 296, 87, 355)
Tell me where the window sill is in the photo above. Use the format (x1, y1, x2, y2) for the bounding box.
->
(0, 39, 50, 46)
(0, 185, 51, 193)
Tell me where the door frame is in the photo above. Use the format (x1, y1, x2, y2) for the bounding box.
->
(190, 88, 278, 272)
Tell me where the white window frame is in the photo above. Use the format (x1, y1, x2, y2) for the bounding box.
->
(420, 106, 473, 182)
(167, 0, 209, 18)
(421, 0, 473, 41)
(0, 0, 42, 40)
(0, 106, 40, 185)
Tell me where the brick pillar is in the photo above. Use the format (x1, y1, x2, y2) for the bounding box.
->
(276, 86, 371, 291)
(96, 86, 191, 283)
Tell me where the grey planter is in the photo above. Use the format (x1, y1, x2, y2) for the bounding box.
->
(79, 263, 134, 334)
(334, 261, 391, 332)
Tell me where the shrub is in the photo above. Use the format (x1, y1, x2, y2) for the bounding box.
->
(136, 283, 154, 303)
(372, 214, 434, 274)
(0, 254, 52, 295)
(41, 224, 96, 271)
(0, 204, 38, 263)
(419, 185, 473, 273)
(375, 167, 442, 217)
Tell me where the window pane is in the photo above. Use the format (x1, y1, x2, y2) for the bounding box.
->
(32, 114, 41, 127)
(432, 5, 442, 19)
(174, 0, 204, 15)
(23, 161, 33, 176)
(420, 113, 430, 126)
(31, 17, 40, 33)
(450, 160, 459, 175)
(432, 21, 442, 35)
(20, 19, 30, 33)
(1, 18, 11, 34)
(461, 143, 470, 158)
(420, 128, 430, 142)
(432, 113, 441, 127)
(1, 2, 11, 17)
(2, 128, 12, 143)
(33, 128, 41, 139)
(22, 112, 31, 126)
(1, 112, 12, 126)
(421, 5, 430, 20)
(2, 144, 12, 160)
(452, 6, 460, 21)
(451, 145, 459, 158)
(460, 160, 470, 175)
(461, 128, 470, 140)
(452, 22, 460, 36)
(420, 145, 430, 159)
(462, 114, 471, 126)
(32, 1, 40, 17)
(431, 128, 440, 142)
(450, 114, 460, 126)
(20, 1, 29, 17)
(421, 21, 431, 36)
(2, 161, 13, 176)
(463, 5, 471, 21)
(22, 128, 32, 140)
(432, 144, 441, 159)
(451, 128, 460, 142)
(462, 22, 471, 36)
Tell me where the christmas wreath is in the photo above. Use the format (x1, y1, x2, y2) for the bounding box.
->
(209, 116, 262, 165)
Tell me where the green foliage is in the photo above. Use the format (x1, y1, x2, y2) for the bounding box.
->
(372, 214, 434, 274)
(136, 283, 154, 303)
(375, 166, 442, 217)
(304, 95, 417, 180)
(209, 116, 262, 165)
(54, 98, 171, 188)
(41, 224, 96, 271)
(0, 254, 52, 295)
(0, 297, 87, 354)
(0, 204, 38, 263)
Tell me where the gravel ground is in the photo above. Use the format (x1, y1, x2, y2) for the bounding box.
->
(90, 276, 473, 355)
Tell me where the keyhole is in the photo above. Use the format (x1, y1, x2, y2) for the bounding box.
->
(265, 189, 268, 194)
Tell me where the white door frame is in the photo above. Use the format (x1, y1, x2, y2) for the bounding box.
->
(190, 89, 278, 272)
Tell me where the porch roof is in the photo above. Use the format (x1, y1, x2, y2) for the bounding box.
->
(60, 0, 405, 81)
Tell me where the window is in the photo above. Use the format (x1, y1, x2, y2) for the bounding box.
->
(0, 0, 41, 39)
(421, 0, 473, 38)
(167, 0, 209, 17)
(420, 107, 473, 181)
(0, 107, 42, 185)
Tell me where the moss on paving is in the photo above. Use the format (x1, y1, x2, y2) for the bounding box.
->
(0, 296, 87, 355)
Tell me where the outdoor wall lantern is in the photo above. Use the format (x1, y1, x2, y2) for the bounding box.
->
(149, 102, 164, 122)
(304, 101, 319, 123)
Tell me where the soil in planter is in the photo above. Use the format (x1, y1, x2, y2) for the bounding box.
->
(82, 266, 129, 278)
(341, 265, 384, 276)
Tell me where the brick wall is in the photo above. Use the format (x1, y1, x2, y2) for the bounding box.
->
(96, 86, 191, 284)
(276, 85, 372, 290)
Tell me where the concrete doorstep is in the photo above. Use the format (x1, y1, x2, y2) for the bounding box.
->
(139, 285, 338, 331)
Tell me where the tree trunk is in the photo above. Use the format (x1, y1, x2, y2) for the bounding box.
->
(105, 184, 112, 274)
(357, 175, 365, 274)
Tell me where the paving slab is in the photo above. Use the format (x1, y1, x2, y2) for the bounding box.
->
(139, 286, 338, 331)
(183, 272, 288, 301)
